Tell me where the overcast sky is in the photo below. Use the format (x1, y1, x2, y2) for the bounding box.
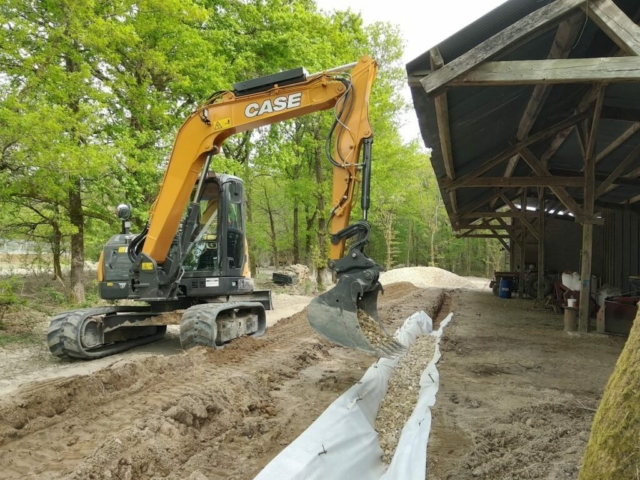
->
(314, 0, 509, 142)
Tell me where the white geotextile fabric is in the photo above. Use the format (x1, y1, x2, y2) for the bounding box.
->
(255, 310, 453, 480)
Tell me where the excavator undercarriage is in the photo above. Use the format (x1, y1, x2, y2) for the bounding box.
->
(48, 301, 267, 360)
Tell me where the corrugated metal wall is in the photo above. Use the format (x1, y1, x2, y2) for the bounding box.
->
(505, 210, 639, 290)
(509, 217, 604, 279)
(601, 208, 640, 291)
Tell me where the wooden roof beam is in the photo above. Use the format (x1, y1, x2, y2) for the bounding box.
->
(601, 107, 640, 122)
(536, 6, 640, 167)
(596, 142, 640, 198)
(585, 0, 640, 56)
(549, 168, 640, 188)
(421, 0, 586, 98)
(501, 13, 584, 179)
(499, 193, 540, 241)
(518, 13, 584, 140)
(455, 233, 511, 239)
(518, 146, 585, 218)
(448, 111, 589, 190)
(625, 194, 640, 205)
(448, 57, 640, 86)
(430, 47, 458, 213)
(460, 211, 533, 218)
(444, 176, 584, 190)
(598, 165, 640, 197)
(595, 122, 640, 164)
(495, 218, 519, 245)
(458, 224, 514, 232)
(452, 187, 514, 221)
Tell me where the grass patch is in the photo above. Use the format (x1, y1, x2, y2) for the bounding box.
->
(0, 332, 41, 348)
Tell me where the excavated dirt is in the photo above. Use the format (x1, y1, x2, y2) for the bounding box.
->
(0, 293, 314, 396)
(0, 282, 444, 480)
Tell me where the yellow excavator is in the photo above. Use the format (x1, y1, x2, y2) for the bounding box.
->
(47, 56, 405, 360)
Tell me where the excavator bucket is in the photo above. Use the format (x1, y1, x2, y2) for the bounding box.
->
(307, 260, 406, 358)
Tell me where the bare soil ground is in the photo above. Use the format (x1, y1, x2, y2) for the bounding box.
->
(428, 290, 625, 480)
(0, 293, 314, 396)
(0, 282, 445, 480)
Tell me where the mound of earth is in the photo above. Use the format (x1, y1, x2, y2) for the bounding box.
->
(380, 267, 474, 289)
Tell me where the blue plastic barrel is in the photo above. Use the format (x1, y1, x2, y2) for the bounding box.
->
(499, 277, 512, 299)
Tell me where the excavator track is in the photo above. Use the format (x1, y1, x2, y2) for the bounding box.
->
(47, 307, 167, 360)
(180, 302, 266, 350)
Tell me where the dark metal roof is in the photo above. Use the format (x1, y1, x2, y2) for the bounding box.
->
(407, 0, 640, 223)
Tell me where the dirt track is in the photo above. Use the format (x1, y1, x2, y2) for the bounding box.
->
(428, 290, 625, 479)
(0, 283, 445, 480)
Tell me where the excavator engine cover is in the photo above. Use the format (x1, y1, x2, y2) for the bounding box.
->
(308, 250, 405, 358)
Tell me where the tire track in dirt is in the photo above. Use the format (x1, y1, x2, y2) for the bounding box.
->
(0, 283, 444, 480)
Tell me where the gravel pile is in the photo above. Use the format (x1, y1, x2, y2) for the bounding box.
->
(357, 310, 406, 358)
(380, 266, 473, 289)
(375, 333, 437, 464)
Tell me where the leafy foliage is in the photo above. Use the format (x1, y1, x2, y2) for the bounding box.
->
(0, 0, 502, 304)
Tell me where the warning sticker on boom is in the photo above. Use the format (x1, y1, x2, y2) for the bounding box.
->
(213, 117, 232, 131)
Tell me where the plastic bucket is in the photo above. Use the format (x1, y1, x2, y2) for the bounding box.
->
(499, 278, 512, 299)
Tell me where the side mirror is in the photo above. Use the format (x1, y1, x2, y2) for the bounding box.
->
(116, 203, 132, 220)
(116, 204, 132, 234)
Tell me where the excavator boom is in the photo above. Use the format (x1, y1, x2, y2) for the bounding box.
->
(143, 57, 377, 264)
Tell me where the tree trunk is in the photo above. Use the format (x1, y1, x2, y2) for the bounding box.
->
(485, 239, 492, 278)
(314, 142, 327, 287)
(51, 219, 63, 281)
(579, 309, 640, 479)
(466, 238, 471, 276)
(69, 177, 85, 304)
(384, 211, 394, 271)
(292, 199, 299, 264)
(430, 192, 440, 267)
(406, 220, 412, 266)
(263, 186, 278, 267)
(304, 203, 316, 265)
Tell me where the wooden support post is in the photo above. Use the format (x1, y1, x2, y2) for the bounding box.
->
(519, 190, 527, 299)
(578, 87, 605, 331)
(579, 222, 594, 330)
(537, 188, 546, 301)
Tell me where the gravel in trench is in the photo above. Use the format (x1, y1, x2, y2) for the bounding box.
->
(375, 331, 437, 464)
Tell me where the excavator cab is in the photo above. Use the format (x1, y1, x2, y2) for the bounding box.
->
(176, 173, 261, 299)
(182, 174, 244, 277)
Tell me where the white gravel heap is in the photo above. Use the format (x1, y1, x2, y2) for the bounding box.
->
(380, 266, 473, 289)
(375, 333, 437, 464)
